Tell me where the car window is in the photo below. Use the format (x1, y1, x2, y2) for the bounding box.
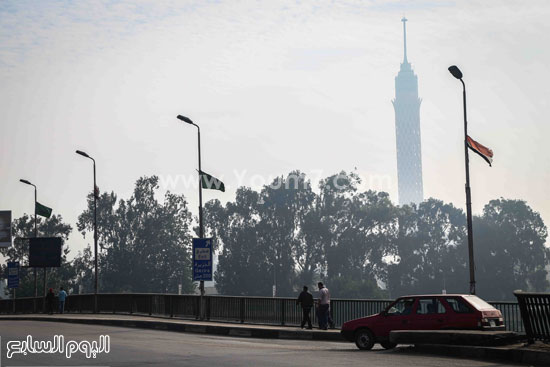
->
(445, 297, 473, 313)
(416, 298, 446, 314)
(386, 298, 415, 316)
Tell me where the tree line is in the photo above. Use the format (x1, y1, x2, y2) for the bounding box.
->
(2, 171, 548, 301)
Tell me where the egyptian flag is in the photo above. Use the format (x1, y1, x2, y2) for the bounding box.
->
(467, 136, 493, 166)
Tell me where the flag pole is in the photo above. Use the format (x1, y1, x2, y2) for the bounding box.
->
(196, 123, 205, 319)
(176, 115, 206, 319)
(449, 65, 477, 295)
(461, 78, 476, 295)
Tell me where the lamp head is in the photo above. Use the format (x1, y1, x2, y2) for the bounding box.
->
(19, 179, 32, 185)
(177, 115, 193, 124)
(448, 65, 463, 80)
(76, 150, 90, 158)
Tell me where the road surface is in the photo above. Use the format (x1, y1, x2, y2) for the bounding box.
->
(0, 320, 521, 366)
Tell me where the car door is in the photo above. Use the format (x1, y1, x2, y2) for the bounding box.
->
(411, 297, 448, 330)
(379, 297, 417, 337)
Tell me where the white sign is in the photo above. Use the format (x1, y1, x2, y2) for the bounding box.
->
(0, 210, 12, 248)
(195, 248, 211, 261)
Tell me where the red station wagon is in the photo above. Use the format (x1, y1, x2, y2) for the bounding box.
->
(341, 294, 505, 350)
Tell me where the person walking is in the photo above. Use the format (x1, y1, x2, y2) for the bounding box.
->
(46, 288, 55, 315)
(296, 286, 313, 329)
(58, 287, 67, 314)
(317, 282, 331, 330)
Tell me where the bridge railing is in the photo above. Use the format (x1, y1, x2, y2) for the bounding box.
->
(514, 291, 550, 342)
(0, 293, 523, 332)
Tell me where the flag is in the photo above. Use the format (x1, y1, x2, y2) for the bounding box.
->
(35, 202, 52, 218)
(94, 185, 100, 198)
(200, 171, 225, 192)
(467, 135, 493, 166)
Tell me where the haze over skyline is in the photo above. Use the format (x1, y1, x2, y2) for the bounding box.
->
(1, 0, 549, 256)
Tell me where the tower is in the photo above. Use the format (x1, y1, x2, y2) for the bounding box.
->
(392, 17, 424, 206)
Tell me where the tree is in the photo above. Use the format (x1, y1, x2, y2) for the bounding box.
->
(207, 171, 392, 298)
(205, 187, 273, 296)
(475, 199, 549, 300)
(258, 172, 316, 296)
(316, 172, 395, 298)
(75, 176, 194, 293)
(388, 199, 468, 297)
(0, 214, 74, 297)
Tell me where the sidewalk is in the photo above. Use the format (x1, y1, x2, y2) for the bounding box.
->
(0, 313, 343, 341)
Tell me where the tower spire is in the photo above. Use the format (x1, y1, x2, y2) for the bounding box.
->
(402, 16, 408, 63)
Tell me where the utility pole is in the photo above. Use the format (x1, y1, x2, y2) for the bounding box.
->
(449, 65, 476, 295)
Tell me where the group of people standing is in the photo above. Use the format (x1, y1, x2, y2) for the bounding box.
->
(45, 287, 67, 314)
(296, 282, 334, 330)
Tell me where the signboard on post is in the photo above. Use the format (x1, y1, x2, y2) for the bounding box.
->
(0, 210, 12, 248)
(193, 238, 213, 281)
(29, 237, 62, 267)
(7, 261, 19, 289)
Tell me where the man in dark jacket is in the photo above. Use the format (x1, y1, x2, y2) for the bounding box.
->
(46, 288, 55, 315)
(296, 286, 314, 329)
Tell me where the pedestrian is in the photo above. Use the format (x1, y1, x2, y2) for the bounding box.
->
(317, 282, 331, 330)
(58, 287, 67, 314)
(46, 288, 55, 315)
(296, 286, 313, 329)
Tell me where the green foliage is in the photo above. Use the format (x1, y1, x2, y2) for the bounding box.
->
(207, 171, 395, 298)
(76, 176, 194, 294)
(206, 172, 548, 300)
(0, 214, 73, 297)
(475, 199, 549, 300)
(388, 199, 469, 297)
(3, 172, 546, 302)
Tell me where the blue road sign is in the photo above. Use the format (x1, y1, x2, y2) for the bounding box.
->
(193, 238, 213, 281)
(7, 261, 19, 289)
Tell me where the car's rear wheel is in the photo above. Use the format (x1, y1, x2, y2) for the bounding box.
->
(354, 329, 375, 350)
(380, 341, 397, 349)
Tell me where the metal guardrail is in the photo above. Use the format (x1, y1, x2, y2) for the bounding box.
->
(0, 293, 523, 332)
(514, 291, 550, 343)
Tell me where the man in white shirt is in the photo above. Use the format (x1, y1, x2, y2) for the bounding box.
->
(317, 282, 330, 330)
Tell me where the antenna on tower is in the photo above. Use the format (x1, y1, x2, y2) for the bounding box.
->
(402, 16, 408, 63)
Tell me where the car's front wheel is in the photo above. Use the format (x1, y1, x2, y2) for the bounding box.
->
(354, 329, 375, 350)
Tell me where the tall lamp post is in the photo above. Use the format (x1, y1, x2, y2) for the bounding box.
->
(19, 179, 38, 299)
(176, 115, 205, 301)
(448, 65, 476, 295)
(76, 150, 99, 311)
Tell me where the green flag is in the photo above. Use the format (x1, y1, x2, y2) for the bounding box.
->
(200, 171, 225, 192)
(35, 202, 52, 218)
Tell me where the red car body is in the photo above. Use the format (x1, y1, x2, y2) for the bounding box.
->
(341, 294, 505, 350)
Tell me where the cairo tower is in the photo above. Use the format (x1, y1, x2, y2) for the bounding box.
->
(392, 17, 424, 206)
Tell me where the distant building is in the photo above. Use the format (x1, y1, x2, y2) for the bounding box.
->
(393, 17, 424, 206)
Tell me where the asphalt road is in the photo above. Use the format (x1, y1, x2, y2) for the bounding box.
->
(0, 321, 522, 367)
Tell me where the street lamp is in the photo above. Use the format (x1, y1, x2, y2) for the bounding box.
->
(176, 114, 206, 314)
(76, 149, 99, 310)
(448, 65, 476, 295)
(19, 179, 39, 302)
(176, 115, 204, 238)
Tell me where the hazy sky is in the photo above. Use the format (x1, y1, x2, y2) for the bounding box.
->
(1, 0, 549, 257)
